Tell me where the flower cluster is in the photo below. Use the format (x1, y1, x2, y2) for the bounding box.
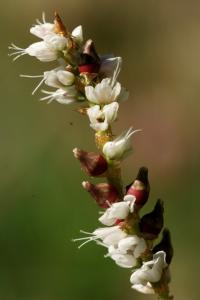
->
(10, 12, 173, 299)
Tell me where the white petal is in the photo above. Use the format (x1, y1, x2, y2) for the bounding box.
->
(109, 202, 130, 219)
(99, 212, 116, 226)
(118, 236, 139, 252)
(112, 253, 137, 268)
(134, 238, 147, 258)
(44, 70, 61, 88)
(26, 41, 58, 62)
(132, 283, 155, 294)
(44, 34, 68, 51)
(103, 229, 127, 246)
(57, 70, 75, 86)
(93, 226, 119, 240)
(95, 78, 112, 103)
(72, 25, 83, 44)
(85, 86, 97, 103)
(93, 226, 127, 246)
(30, 23, 55, 39)
(87, 105, 101, 123)
(111, 82, 121, 101)
(103, 102, 119, 123)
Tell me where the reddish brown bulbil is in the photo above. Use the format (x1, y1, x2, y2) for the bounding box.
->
(73, 148, 108, 177)
(82, 181, 119, 208)
(126, 167, 150, 207)
(153, 228, 173, 264)
(78, 39, 100, 74)
(139, 199, 164, 240)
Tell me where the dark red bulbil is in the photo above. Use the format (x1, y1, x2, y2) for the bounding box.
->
(73, 148, 108, 177)
(139, 199, 164, 240)
(153, 228, 173, 264)
(78, 39, 100, 74)
(126, 167, 150, 207)
(82, 181, 119, 208)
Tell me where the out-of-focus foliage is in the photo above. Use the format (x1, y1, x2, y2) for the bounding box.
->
(1, 1, 200, 299)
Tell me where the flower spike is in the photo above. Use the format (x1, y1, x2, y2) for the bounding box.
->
(10, 12, 174, 299)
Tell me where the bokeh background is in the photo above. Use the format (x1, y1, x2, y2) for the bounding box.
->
(1, 0, 200, 299)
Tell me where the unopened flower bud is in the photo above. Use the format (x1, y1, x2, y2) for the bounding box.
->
(73, 148, 108, 176)
(126, 167, 150, 207)
(79, 39, 100, 74)
(139, 199, 164, 240)
(153, 228, 173, 264)
(82, 181, 119, 208)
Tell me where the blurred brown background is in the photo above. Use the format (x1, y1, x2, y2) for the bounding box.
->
(1, 0, 200, 299)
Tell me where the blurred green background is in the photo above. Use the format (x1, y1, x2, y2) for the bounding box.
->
(1, 0, 200, 299)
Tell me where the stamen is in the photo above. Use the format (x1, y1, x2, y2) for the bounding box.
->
(9, 43, 24, 51)
(8, 44, 26, 61)
(80, 229, 94, 235)
(19, 74, 45, 95)
(77, 239, 94, 249)
(36, 19, 42, 25)
(32, 78, 45, 95)
(110, 57, 122, 88)
(72, 237, 92, 241)
(20, 74, 43, 78)
(126, 128, 142, 140)
(36, 12, 46, 25)
(42, 12, 46, 23)
(12, 53, 26, 61)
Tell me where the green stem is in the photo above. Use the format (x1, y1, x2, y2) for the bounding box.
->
(94, 129, 124, 199)
(107, 161, 123, 198)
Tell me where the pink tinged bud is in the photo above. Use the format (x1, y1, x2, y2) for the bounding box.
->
(139, 199, 164, 240)
(82, 181, 119, 208)
(126, 167, 150, 207)
(153, 228, 173, 264)
(73, 148, 108, 176)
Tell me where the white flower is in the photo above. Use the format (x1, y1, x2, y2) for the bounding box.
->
(106, 236, 146, 268)
(30, 13, 55, 39)
(85, 78, 121, 104)
(73, 225, 127, 249)
(108, 244, 137, 268)
(21, 68, 75, 95)
(99, 201, 130, 226)
(87, 102, 119, 132)
(94, 226, 127, 246)
(103, 127, 141, 161)
(40, 86, 78, 104)
(130, 251, 168, 294)
(99, 195, 136, 226)
(9, 42, 57, 62)
(30, 13, 83, 44)
(9, 34, 68, 62)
